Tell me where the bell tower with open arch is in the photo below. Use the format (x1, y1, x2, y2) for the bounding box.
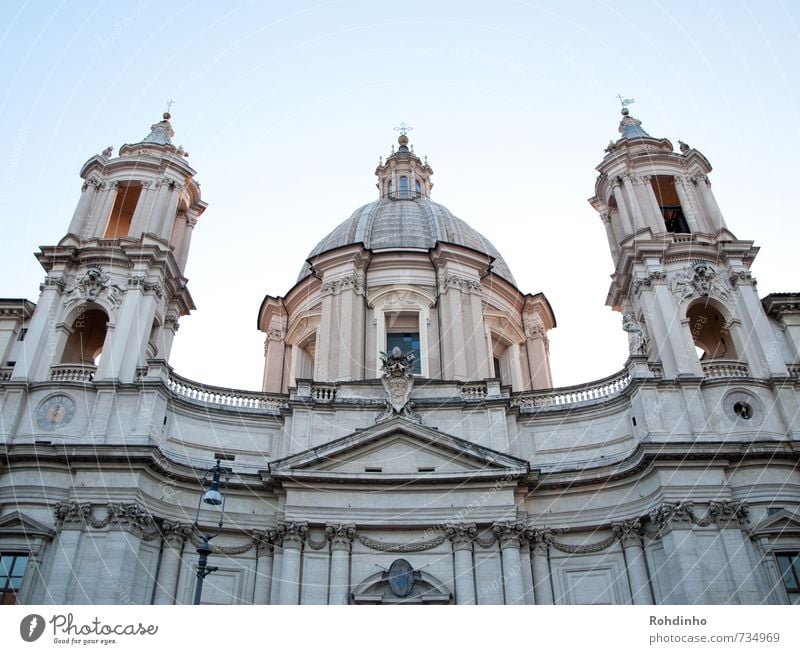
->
(589, 105, 786, 381)
(11, 112, 206, 385)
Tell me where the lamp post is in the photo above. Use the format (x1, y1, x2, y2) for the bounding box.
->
(192, 459, 229, 605)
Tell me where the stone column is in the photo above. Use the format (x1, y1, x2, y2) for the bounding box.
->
(68, 178, 100, 235)
(326, 524, 355, 605)
(263, 327, 286, 393)
(530, 528, 554, 605)
(600, 211, 619, 259)
(269, 541, 283, 605)
(695, 174, 727, 230)
(447, 524, 477, 605)
(148, 178, 171, 234)
(153, 522, 191, 605)
(524, 316, 551, 389)
(638, 174, 666, 232)
(252, 529, 277, 605)
(754, 536, 788, 605)
(613, 520, 653, 605)
(90, 181, 119, 238)
(673, 176, 700, 232)
(493, 522, 525, 605)
(519, 533, 535, 604)
(277, 522, 307, 605)
(159, 182, 183, 240)
(128, 180, 159, 235)
(176, 215, 198, 272)
(621, 174, 645, 232)
(610, 181, 633, 237)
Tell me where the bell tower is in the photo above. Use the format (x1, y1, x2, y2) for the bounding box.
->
(13, 112, 206, 384)
(589, 105, 785, 380)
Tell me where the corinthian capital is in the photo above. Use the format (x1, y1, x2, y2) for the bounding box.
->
(612, 519, 644, 545)
(446, 523, 477, 547)
(326, 523, 356, 550)
(492, 521, 525, 548)
(525, 528, 554, 556)
(277, 520, 309, 547)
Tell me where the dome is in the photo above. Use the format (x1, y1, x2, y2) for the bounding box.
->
(299, 197, 516, 284)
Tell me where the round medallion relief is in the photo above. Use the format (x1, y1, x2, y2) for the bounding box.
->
(35, 394, 76, 431)
(723, 390, 763, 427)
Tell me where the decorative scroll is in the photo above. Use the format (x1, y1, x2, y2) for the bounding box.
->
(548, 532, 618, 554)
(357, 533, 447, 553)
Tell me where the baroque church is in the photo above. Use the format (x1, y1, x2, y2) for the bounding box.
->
(1, 107, 799, 605)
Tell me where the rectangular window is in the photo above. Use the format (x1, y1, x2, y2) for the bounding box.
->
(18, 328, 27, 342)
(103, 182, 141, 238)
(386, 332, 421, 374)
(0, 553, 28, 605)
(776, 553, 800, 604)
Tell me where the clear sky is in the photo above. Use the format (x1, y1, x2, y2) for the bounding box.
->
(1, 1, 798, 390)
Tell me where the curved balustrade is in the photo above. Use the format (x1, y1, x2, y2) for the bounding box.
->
(49, 363, 97, 383)
(701, 360, 750, 379)
(511, 369, 632, 411)
(165, 371, 288, 411)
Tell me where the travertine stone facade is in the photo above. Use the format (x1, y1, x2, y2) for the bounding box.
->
(0, 110, 798, 605)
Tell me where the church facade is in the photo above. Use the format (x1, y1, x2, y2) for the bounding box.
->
(1, 109, 799, 605)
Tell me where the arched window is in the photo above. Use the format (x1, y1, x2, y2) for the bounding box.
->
(399, 176, 409, 199)
(104, 182, 141, 238)
(61, 308, 108, 365)
(687, 300, 735, 360)
(651, 175, 690, 234)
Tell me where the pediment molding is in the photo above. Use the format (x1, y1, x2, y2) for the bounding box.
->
(270, 416, 529, 484)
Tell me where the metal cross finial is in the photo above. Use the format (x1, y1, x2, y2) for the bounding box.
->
(616, 94, 635, 107)
(394, 122, 413, 136)
(166, 99, 175, 114)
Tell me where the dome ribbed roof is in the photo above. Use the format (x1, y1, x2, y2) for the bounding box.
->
(298, 198, 516, 284)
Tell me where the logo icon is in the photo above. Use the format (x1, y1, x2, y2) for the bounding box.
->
(20, 614, 45, 642)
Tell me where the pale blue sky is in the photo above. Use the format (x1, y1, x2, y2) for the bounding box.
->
(1, 1, 798, 389)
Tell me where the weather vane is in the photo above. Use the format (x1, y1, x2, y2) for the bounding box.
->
(394, 122, 413, 136)
(616, 94, 635, 108)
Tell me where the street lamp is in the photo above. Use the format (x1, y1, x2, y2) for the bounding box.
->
(192, 459, 229, 605)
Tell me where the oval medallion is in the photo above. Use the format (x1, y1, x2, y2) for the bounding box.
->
(387, 558, 415, 597)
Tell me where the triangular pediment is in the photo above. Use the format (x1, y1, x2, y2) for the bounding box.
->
(0, 511, 55, 539)
(270, 416, 529, 484)
(750, 509, 800, 537)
